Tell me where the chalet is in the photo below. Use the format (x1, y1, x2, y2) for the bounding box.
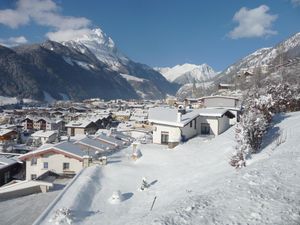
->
(0, 129, 18, 151)
(33, 118, 46, 130)
(22, 117, 33, 130)
(31, 130, 58, 146)
(19, 142, 86, 180)
(65, 120, 98, 136)
(148, 107, 235, 148)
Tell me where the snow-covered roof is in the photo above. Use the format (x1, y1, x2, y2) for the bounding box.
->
(195, 108, 235, 118)
(95, 134, 125, 147)
(148, 107, 235, 127)
(76, 137, 115, 152)
(19, 141, 86, 161)
(31, 130, 57, 138)
(0, 156, 19, 169)
(148, 107, 199, 127)
(65, 120, 94, 128)
(0, 129, 15, 136)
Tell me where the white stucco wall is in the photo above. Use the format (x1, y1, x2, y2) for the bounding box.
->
(25, 153, 83, 180)
(152, 124, 181, 144)
(197, 117, 219, 136)
(181, 119, 198, 140)
(204, 98, 237, 108)
(218, 116, 230, 134)
(229, 110, 239, 125)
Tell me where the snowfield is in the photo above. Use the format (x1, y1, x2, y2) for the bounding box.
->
(35, 112, 300, 225)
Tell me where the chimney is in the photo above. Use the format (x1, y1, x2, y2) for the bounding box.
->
(177, 112, 182, 122)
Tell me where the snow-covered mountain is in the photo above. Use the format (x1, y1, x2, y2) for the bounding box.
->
(217, 32, 300, 83)
(62, 28, 129, 71)
(155, 63, 217, 85)
(0, 28, 178, 101)
(60, 28, 178, 99)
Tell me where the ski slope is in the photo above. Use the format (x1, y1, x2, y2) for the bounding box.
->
(36, 112, 300, 225)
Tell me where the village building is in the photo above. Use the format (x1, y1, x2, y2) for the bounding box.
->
(19, 142, 86, 180)
(184, 98, 202, 109)
(114, 110, 131, 121)
(22, 117, 34, 130)
(31, 130, 58, 146)
(198, 96, 242, 124)
(0, 129, 18, 151)
(148, 107, 235, 148)
(65, 120, 98, 136)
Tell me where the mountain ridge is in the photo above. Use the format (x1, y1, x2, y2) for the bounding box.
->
(155, 63, 217, 85)
(0, 28, 178, 101)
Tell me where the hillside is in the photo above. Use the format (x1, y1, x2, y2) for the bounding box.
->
(34, 112, 300, 225)
(215, 32, 300, 84)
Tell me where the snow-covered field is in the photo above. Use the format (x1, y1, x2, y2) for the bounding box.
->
(35, 112, 300, 225)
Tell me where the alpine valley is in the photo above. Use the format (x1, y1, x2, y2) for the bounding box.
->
(0, 28, 178, 101)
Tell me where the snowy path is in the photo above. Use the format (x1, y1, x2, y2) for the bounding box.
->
(37, 112, 300, 225)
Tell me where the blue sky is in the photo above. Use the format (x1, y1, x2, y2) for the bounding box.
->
(0, 0, 299, 71)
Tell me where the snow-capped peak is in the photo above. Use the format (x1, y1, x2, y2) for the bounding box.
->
(155, 63, 217, 84)
(73, 28, 116, 50)
(61, 28, 128, 70)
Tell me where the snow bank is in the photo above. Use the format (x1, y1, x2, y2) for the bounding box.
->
(34, 165, 101, 225)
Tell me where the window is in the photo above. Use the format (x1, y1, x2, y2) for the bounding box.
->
(43, 162, 48, 169)
(161, 132, 169, 144)
(190, 121, 192, 128)
(201, 123, 210, 135)
(31, 174, 37, 180)
(63, 162, 70, 170)
(4, 171, 10, 184)
(31, 157, 37, 165)
(194, 119, 197, 129)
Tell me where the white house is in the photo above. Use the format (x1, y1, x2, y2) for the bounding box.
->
(198, 96, 242, 124)
(19, 142, 85, 180)
(198, 96, 241, 108)
(65, 120, 98, 136)
(148, 107, 234, 148)
(31, 130, 58, 146)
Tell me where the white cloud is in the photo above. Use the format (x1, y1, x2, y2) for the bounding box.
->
(0, 9, 29, 28)
(0, 0, 92, 41)
(291, 0, 300, 6)
(0, 36, 28, 47)
(228, 5, 278, 39)
(46, 28, 93, 42)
